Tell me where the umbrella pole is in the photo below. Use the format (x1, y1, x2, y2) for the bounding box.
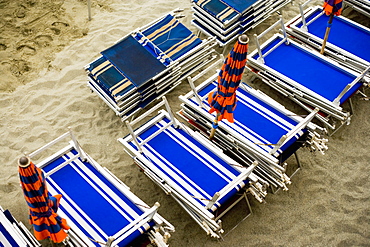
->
(88, 0, 92, 21)
(209, 113, 220, 139)
(49, 239, 56, 247)
(320, 12, 334, 54)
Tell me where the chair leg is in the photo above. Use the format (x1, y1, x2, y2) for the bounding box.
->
(349, 98, 354, 115)
(290, 151, 301, 178)
(329, 98, 354, 136)
(220, 192, 253, 238)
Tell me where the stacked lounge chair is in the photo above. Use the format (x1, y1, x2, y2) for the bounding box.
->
(190, 0, 292, 46)
(85, 9, 218, 121)
(0, 206, 40, 247)
(178, 63, 328, 191)
(119, 97, 268, 238)
(285, 1, 370, 79)
(28, 130, 175, 247)
(246, 17, 369, 134)
(344, 0, 370, 18)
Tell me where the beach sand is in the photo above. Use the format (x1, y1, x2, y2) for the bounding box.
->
(0, 0, 369, 246)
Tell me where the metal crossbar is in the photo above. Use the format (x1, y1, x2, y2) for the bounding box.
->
(126, 97, 177, 153)
(299, 0, 323, 32)
(254, 17, 289, 64)
(28, 128, 86, 162)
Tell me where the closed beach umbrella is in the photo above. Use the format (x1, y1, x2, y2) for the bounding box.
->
(208, 34, 249, 139)
(323, 0, 342, 16)
(18, 156, 69, 244)
(320, 0, 343, 54)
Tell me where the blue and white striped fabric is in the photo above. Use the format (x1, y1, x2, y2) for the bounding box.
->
(42, 148, 153, 247)
(200, 80, 306, 157)
(0, 206, 40, 247)
(129, 117, 248, 212)
(292, 6, 370, 64)
(87, 56, 135, 101)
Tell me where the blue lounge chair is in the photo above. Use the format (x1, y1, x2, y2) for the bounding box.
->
(85, 9, 218, 121)
(178, 64, 328, 191)
(246, 17, 369, 133)
(27, 130, 174, 247)
(190, 0, 292, 46)
(0, 206, 40, 247)
(286, 2, 370, 78)
(118, 97, 267, 238)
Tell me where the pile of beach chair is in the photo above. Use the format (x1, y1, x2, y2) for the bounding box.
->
(13, 2, 370, 246)
(246, 15, 369, 134)
(344, 0, 370, 18)
(0, 206, 40, 247)
(285, 1, 370, 79)
(119, 99, 267, 238)
(190, 0, 292, 46)
(85, 9, 218, 121)
(177, 68, 329, 191)
(26, 130, 175, 247)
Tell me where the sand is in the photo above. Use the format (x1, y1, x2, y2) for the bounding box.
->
(0, 0, 369, 246)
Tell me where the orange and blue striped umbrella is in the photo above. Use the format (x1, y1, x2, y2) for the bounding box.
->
(208, 35, 249, 124)
(323, 0, 342, 16)
(18, 157, 69, 243)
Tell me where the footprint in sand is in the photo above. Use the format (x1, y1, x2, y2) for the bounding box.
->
(0, 183, 17, 193)
(16, 44, 36, 55)
(21, 28, 33, 36)
(9, 59, 31, 76)
(34, 34, 53, 47)
(52, 21, 69, 28)
(50, 27, 61, 35)
(50, 22, 69, 35)
(0, 44, 7, 51)
(15, 5, 26, 18)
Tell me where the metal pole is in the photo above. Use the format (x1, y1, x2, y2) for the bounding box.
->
(88, 0, 92, 21)
(320, 12, 334, 54)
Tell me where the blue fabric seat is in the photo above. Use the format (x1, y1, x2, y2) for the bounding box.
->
(0, 206, 40, 247)
(247, 18, 368, 131)
(287, 5, 370, 77)
(85, 10, 217, 121)
(30, 131, 174, 247)
(119, 104, 266, 238)
(179, 69, 328, 190)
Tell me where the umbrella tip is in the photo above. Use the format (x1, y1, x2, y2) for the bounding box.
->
(18, 156, 30, 168)
(239, 34, 249, 44)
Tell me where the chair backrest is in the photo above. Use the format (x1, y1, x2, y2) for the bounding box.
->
(125, 96, 177, 153)
(186, 57, 224, 109)
(269, 108, 319, 154)
(27, 129, 87, 178)
(254, 16, 289, 64)
(298, 0, 323, 32)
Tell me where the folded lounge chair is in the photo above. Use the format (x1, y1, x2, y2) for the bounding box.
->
(285, 2, 370, 78)
(178, 65, 328, 191)
(190, 0, 292, 46)
(246, 17, 369, 133)
(85, 9, 218, 121)
(0, 206, 40, 247)
(27, 130, 174, 247)
(118, 97, 267, 238)
(344, 0, 370, 18)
